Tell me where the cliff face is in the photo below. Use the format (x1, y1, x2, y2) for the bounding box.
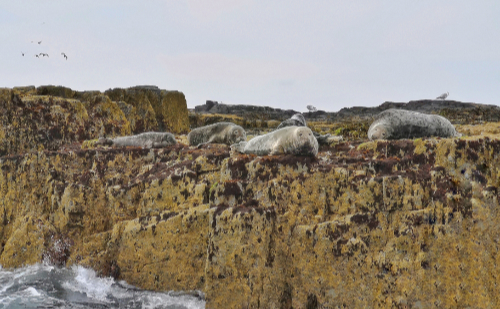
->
(2, 89, 500, 308)
(0, 86, 188, 156)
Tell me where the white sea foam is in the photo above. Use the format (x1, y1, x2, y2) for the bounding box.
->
(0, 263, 205, 308)
(62, 265, 114, 302)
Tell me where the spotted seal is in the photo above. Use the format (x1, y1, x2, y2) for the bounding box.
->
(96, 132, 177, 148)
(188, 122, 246, 147)
(368, 109, 460, 140)
(231, 126, 318, 156)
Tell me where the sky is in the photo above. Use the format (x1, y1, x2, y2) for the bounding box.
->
(1, 1, 499, 112)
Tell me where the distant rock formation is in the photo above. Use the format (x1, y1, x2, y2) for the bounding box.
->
(194, 99, 500, 124)
(194, 100, 300, 121)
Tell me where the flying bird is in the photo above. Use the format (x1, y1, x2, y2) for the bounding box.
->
(436, 92, 449, 100)
(35, 54, 39, 58)
(61, 52, 67, 60)
(38, 41, 42, 44)
(21, 52, 24, 56)
(306, 105, 317, 112)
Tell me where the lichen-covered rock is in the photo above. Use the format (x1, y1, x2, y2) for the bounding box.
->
(3, 87, 500, 308)
(1, 133, 500, 308)
(105, 86, 189, 134)
(0, 86, 189, 156)
(0, 90, 92, 155)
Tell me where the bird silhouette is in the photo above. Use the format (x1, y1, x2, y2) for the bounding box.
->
(38, 41, 42, 44)
(61, 52, 67, 60)
(35, 54, 39, 58)
(21, 52, 24, 56)
(436, 92, 449, 100)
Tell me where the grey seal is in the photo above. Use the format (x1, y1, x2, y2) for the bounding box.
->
(276, 113, 337, 145)
(231, 126, 318, 156)
(368, 109, 460, 140)
(188, 122, 246, 147)
(96, 132, 177, 148)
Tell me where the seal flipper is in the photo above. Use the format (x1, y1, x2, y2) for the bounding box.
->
(197, 142, 209, 149)
(269, 144, 285, 156)
(230, 141, 247, 153)
(197, 135, 217, 148)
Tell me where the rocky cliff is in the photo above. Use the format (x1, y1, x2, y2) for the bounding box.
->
(0, 86, 189, 157)
(2, 88, 500, 308)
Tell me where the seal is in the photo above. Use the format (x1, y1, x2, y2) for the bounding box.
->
(276, 113, 307, 129)
(231, 126, 318, 156)
(188, 122, 246, 147)
(276, 113, 339, 145)
(96, 132, 177, 148)
(368, 109, 460, 140)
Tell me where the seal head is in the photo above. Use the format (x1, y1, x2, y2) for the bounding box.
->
(286, 126, 318, 156)
(367, 122, 390, 140)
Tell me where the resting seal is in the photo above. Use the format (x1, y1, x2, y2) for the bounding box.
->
(231, 126, 318, 156)
(97, 132, 177, 148)
(368, 109, 460, 140)
(188, 122, 246, 147)
(276, 113, 338, 145)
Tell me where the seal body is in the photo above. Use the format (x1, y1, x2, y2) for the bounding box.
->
(368, 109, 459, 140)
(98, 132, 177, 148)
(276, 113, 306, 129)
(232, 126, 318, 156)
(188, 122, 246, 147)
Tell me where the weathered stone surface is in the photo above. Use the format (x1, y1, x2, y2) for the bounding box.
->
(2, 86, 500, 308)
(105, 86, 189, 134)
(1, 130, 500, 307)
(0, 86, 189, 156)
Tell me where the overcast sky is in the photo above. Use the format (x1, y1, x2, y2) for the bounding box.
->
(1, 1, 499, 112)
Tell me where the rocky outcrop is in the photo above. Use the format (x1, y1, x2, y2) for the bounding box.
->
(0, 86, 189, 156)
(105, 86, 189, 134)
(194, 99, 500, 124)
(194, 100, 299, 121)
(2, 88, 500, 308)
(2, 133, 500, 308)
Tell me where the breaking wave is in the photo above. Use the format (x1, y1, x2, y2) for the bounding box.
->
(0, 264, 205, 308)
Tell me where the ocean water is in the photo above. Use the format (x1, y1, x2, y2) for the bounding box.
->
(0, 264, 205, 309)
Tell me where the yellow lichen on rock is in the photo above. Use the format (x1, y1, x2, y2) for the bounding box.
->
(4, 90, 500, 308)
